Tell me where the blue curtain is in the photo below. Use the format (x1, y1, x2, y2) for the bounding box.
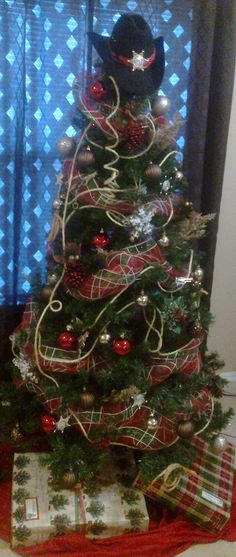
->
(0, 0, 194, 305)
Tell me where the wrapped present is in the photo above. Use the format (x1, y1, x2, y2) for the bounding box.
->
(134, 436, 235, 533)
(11, 451, 149, 548)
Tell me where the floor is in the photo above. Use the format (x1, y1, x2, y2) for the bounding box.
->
(1, 372, 236, 557)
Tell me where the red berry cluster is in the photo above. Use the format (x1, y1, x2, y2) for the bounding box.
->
(63, 261, 88, 290)
(116, 119, 147, 151)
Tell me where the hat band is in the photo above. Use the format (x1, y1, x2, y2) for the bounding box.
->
(109, 43, 156, 72)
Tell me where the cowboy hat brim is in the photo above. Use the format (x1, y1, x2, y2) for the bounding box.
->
(88, 32, 165, 95)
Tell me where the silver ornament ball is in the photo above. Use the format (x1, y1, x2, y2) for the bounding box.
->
(212, 434, 228, 454)
(57, 137, 75, 157)
(147, 414, 158, 431)
(53, 199, 63, 210)
(158, 232, 170, 248)
(136, 291, 149, 308)
(152, 95, 171, 116)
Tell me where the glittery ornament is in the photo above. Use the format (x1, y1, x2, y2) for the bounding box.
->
(99, 329, 111, 344)
(177, 419, 195, 439)
(53, 199, 63, 210)
(113, 338, 132, 356)
(10, 423, 23, 443)
(158, 232, 170, 248)
(136, 291, 149, 307)
(63, 469, 77, 487)
(57, 137, 75, 157)
(211, 434, 228, 454)
(92, 231, 110, 250)
(192, 322, 204, 338)
(58, 331, 77, 350)
(152, 95, 171, 116)
(77, 149, 95, 169)
(79, 388, 95, 409)
(192, 278, 202, 290)
(41, 414, 56, 433)
(89, 81, 107, 102)
(144, 163, 162, 181)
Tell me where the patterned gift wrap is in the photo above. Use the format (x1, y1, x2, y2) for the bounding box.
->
(11, 451, 149, 548)
(134, 436, 235, 533)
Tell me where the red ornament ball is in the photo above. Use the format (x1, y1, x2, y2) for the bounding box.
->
(41, 414, 56, 433)
(92, 232, 110, 250)
(113, 338, 132, 356)
(89, 81, 107, 102)
(58, 331, 77, 350)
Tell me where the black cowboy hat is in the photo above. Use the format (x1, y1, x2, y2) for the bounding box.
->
(88, 14, 165, 95)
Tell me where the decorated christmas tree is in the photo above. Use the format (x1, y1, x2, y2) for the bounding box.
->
(1, 14, 234, 507)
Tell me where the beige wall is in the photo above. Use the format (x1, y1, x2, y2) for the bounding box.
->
(208, 63, 236, 370)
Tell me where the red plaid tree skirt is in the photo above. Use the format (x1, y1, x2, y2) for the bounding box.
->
(1, 446, 236, 557)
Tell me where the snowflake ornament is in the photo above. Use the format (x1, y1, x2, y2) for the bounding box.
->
(13, 353, 38, 383)
(126, 205, 156, 240)
(56, 415, 71, 433)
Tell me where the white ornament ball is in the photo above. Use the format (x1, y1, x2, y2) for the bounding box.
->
(152, 95, 171, 116)
(57, 137, 75, 157)
(212, 434, 228, 454)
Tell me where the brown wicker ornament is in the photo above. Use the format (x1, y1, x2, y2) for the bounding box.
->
(41, 285, 53, 301)
(79, 389, 95, 409)
(77, 149, 95, 169)
(63, 469, 77, 487)
(177, 419, 195, 439)
(144, 163, 162, 181)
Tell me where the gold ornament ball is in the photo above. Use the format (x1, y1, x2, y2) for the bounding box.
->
(63, 469, 77, 487)
(10, 423, 23, 443)
(47, 273, 58, 285)
(177, 419, 195, 439)
(136, 291, 149, 307)
(79, 389, 95, 409)
(144, 163, 162, 181)
(211, 434, 228, 454)
(147, 414, 158, 431)
(99, 330, 111, 344)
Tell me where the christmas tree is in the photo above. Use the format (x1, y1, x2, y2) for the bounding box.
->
(1, 14, 233, 491)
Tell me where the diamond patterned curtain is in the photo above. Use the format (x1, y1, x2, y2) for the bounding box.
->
(0, 0, 88, 305)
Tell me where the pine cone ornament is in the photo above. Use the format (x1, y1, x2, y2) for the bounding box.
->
(116, 119, 147, 151)
(63, 261, 88, 290)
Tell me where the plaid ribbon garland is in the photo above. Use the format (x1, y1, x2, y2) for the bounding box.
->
(134, 436, 235, 532)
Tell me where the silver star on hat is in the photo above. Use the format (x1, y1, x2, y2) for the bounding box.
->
(128, 50, 147, 71)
